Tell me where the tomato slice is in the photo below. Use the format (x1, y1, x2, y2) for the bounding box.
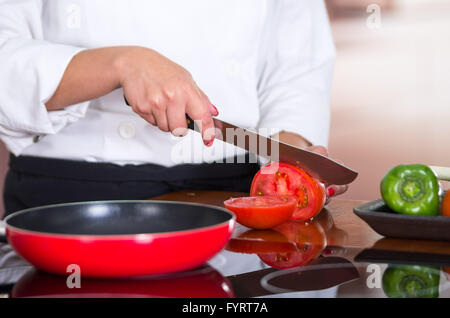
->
(250, 162, 326, 221)
(223, 196, 297, 229)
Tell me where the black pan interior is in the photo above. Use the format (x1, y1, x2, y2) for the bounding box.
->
(6, 201, 232, 235)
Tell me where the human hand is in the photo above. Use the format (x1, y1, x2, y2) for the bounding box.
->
(306, 145, 349, 204)
(117, 46, 217, 146)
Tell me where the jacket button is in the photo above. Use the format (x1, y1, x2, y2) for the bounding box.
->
(118, 122, 136, 139)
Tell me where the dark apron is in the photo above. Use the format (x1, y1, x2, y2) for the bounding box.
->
(3, 154, 260, 217)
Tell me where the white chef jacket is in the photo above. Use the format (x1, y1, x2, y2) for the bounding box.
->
(0, 0, 335, 167)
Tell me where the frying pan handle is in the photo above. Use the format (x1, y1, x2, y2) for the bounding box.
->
(124, 95, 196, 132)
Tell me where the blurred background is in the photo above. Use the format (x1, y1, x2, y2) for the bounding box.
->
(326, 0, 450, 200)
(0, 0, 449, 216)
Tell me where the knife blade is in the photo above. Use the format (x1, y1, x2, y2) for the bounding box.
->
(186, 116, 358, 185)
(123, 96, 357, 185)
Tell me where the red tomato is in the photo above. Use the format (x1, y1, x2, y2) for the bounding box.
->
(223, 196, 297, 229)
(250, 162, 326, 221)
(441, 191, 450, 217)
(258, 220, 326, 269)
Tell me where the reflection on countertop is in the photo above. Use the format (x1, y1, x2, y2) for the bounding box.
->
(1, 206, 450, 298)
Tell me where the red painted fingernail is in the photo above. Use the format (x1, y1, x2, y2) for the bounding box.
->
(205, 137, 215, 147)
(327, 187, 336, 197)
(210, 104, 219, 116)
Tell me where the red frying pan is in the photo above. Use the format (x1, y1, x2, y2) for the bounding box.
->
(1, 200, 235, 278)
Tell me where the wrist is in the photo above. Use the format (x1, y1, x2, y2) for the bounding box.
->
(112, 46, 145, 87)
(274, 131, 312, 149)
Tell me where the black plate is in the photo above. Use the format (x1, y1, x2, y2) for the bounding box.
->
(355, 248, 450, 267)
(353, 199, 450, 241)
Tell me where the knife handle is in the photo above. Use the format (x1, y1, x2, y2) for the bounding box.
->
(125, 95, 196, 131)
(185, 115, 196, 131)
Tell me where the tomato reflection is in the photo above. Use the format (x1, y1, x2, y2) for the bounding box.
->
(226, 210, 347, 269)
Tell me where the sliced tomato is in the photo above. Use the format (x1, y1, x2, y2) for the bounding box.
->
(258, 220, 326, 269)
(223, 196, 297, 229)
(250, 162, 326, 221)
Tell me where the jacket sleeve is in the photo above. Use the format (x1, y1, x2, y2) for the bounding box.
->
(0, 0, 88, 155)
(257, 0, 336, 147)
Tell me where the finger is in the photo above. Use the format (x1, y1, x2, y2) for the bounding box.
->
(186, 93, 216, 147)
(166, 102, 188, 137)
(327, 184, 348, 198)
(124, 95, 131, 106)
(143, 113, 156, 126)
(152, 108, 170, 132)
(197, 87, 219, 116)
(324, 184, 348, 206)
(129, 100, 157, 126)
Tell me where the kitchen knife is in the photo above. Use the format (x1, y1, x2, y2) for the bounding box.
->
(186, 116, 358, 185)
(123, 96, 357, 185)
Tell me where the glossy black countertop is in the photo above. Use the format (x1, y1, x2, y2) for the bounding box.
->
(1, 230, 450, 298)
(1, 190, 450, 298)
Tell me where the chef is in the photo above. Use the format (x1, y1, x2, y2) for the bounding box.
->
(0, 0, 347, 216)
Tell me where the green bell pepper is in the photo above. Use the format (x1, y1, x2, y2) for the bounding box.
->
(380, 164, 439, 216)
(382, 265, 440, 298)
